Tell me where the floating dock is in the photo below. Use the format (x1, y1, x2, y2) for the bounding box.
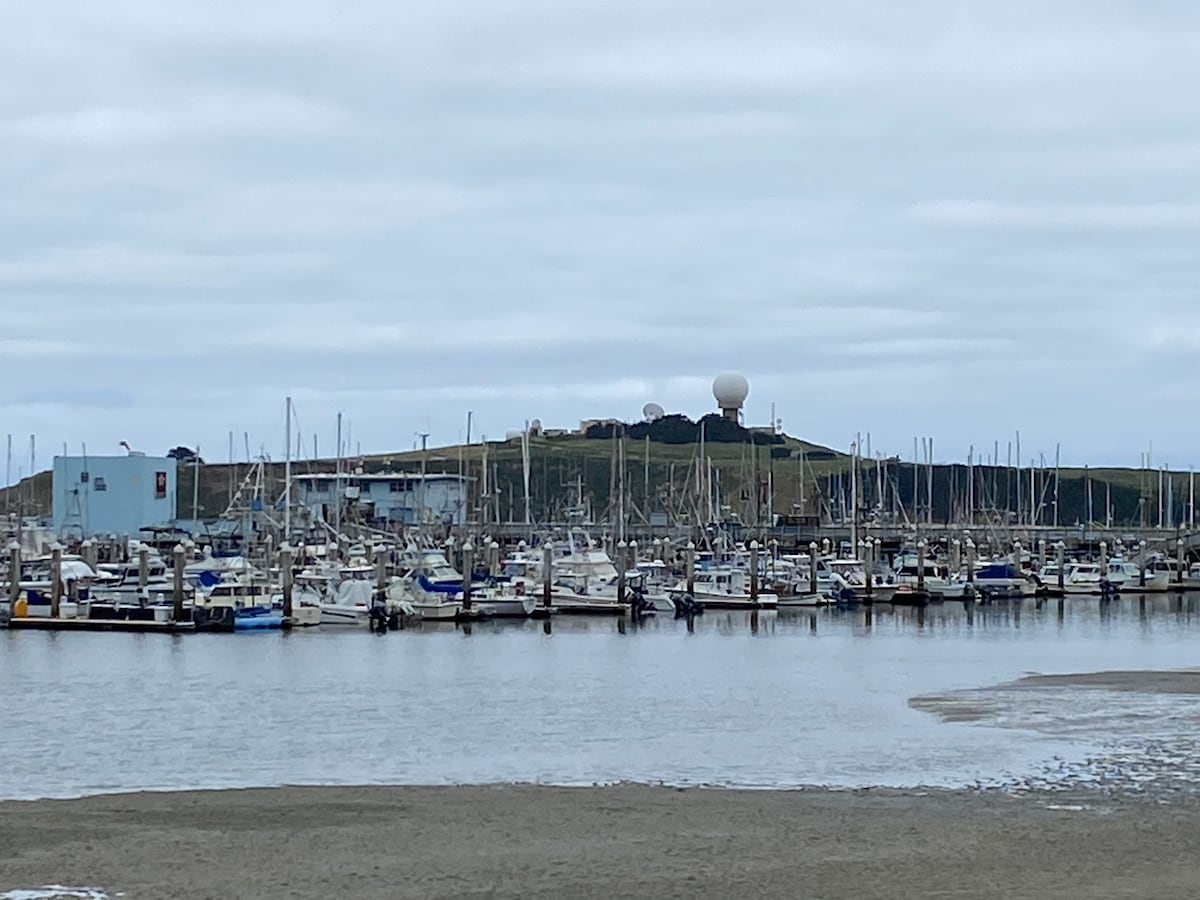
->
(7, 616, 195, 633)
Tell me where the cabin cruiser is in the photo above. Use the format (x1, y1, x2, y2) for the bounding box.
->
(892, 553, 970, 599)
(1105, 557, 1171, 593)
(1038, 561, 1105, 594)
(193, 580, 282, 631)
(669, 566, 777, 609)
(968, 561, 1029, 598)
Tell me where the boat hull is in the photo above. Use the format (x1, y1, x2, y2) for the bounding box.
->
(411, 602, 462, 621)
(234, 609, 284, 630)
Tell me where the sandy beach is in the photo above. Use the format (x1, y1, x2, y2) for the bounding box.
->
(3, 784, 1200, 899)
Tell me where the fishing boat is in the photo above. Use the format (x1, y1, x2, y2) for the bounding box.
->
(669, 567, 777, 610)
(194, 581, 283, 631)
(968, 561, 1029, 598)
(1104, 557, 1171, 593)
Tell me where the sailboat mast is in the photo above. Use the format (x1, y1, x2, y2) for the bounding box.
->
(334, 412, 342, 536)
(284, 396, 292, 542)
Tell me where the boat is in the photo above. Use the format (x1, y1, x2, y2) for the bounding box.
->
(669, 567, 777, 609)
(968, 561, 1030, 598)
(1039, 561, 1105, 595)
(194, 581, 282, 631)
(892, 553, 970, 599)
(1104, 557, 1171, 593)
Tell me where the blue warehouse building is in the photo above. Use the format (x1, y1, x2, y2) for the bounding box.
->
(293, 472, 469, 527)
(53, 455, 179, 539)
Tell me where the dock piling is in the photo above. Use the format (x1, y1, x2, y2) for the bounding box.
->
(137, 543, 149, 592)
(916, 541, 926, 593)
(172, 543, 186, 622)
(280, 543, 293, 619)
(542, 540, 553, 609)
(749, 540, 759, 603)
(461, 541, 474, 612)
(685, 541, 696, 596)
(1056, 542, 1065, 592)
(862, 540, 873, 599)
(1177, 539, 1185, 586)
(50, 542, 63, 618)
(8, 541, 20, 611)
(617, 540, 628, 604)
(808, 542, 818, 595)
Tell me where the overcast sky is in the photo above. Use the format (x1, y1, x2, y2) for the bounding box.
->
(3, 1, 1199, 476)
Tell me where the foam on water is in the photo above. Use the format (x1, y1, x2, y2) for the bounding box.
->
(0, 889, 111, 900)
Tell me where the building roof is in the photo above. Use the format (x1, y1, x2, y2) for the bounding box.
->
(291, 472, 470, 483)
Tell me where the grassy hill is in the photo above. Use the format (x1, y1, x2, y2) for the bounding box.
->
(0, 432, 1184, 530)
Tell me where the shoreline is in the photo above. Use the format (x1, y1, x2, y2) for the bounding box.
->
(4, 784, 1200, 899)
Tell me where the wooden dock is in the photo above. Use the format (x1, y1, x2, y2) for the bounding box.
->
(7, 617, 195, 633)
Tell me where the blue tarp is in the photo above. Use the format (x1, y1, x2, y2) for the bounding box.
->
(417, 575, 461, 594)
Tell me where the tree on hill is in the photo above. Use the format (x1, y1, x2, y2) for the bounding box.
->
(584, 414, 782, 445)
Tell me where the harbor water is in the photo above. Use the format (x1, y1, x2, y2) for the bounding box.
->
(3, 596, 1200, 801)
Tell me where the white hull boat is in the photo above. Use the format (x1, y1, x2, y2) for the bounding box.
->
(776, 593, 827, 608)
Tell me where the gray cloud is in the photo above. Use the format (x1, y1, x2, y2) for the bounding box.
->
(3, 0, 1200, 475)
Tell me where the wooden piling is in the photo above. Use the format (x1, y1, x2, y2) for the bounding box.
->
(965, 539, 976, 586)
(749, 540, 759, 603)
(542, 540, 553, 609)
(173, 543, 186, 622)
(137, 543, 149, 592)
(685, 541, 696, 595)
(50, 543, 63, 618)
(1056, 542, 1065, 592)
(1177, 539, 1185, 586)
(280, 543, 294, 619)
(916, 540, 927, 593)
(8, 541, 20, 611)
(808, 542, 818, 595)
(862, 539, 873, 599)
(461, 541, 474, 612)
(617, 540, 628, 604)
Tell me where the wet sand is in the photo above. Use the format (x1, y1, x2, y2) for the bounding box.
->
(911, 667, 1200, 723)
(3, 784, 1200, 899)
(1008, 668, 1200, 694)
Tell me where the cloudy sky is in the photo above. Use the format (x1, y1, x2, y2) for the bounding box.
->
(3, 0, 1199, 476)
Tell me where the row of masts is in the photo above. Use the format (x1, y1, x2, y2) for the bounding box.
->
(5, 407, 1200, 541)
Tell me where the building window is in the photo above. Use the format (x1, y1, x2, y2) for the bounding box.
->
(390, 482, 405, 492)
(93, 477, 107, 492)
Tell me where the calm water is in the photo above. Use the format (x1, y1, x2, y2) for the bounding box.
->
(3, 596, 1200, 800)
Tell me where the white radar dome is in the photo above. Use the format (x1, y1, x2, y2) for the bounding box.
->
(643, 402, 666, 422)
(712, 373, 750, 409)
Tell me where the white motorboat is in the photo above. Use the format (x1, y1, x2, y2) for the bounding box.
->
(1105, 557, 1171, 593)
(669, 567, 777, 609)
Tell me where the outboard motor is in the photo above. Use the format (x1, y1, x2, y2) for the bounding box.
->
(369, 600, 390, 634)
(630, 588, 654, 618)
(674, 593, 703, 618)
